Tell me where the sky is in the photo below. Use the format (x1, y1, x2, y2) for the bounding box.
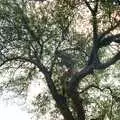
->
(0, 102, 31, 120)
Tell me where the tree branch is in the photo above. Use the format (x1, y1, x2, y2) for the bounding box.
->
(14, 3, 42, 48)
(96, 52, 120, 69)
(80, 84, 102, 93)
(99, 33, 120, 47)
(68, 65, 94, 94)
(44, 71, 75, 120)
(70, 92, 85, 120)
(84, 0, 94, 13)
(94, 0, 99, 13)
(67, 51, 120, 119)
(67, 65, 94, 120)
(99, 23, 120, 41)
(0, 56, 48, 74)
(0, 56, 74, 120)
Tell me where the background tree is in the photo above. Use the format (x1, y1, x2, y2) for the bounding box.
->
(0, 0, 120, 120)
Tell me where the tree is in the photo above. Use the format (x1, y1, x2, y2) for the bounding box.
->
(0, 0, 120, 120)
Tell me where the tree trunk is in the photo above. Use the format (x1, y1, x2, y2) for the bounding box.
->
(44, 71, 75, 120)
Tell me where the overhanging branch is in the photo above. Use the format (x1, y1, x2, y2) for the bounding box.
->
(96, 52, 120, 69)
(0, 56, 75, 120)
(0, 56, 48, 74)
(99, 33, 120, 47)
(99, 23, 120, 41)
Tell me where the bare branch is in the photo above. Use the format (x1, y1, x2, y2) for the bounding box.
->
(84, 0, 94, 13)
(94, 0, 99, 13)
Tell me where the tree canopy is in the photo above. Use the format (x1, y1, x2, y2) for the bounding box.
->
(0, 0, 120, 120)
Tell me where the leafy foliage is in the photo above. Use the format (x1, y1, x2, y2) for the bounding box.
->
(0, 0, 120, 120)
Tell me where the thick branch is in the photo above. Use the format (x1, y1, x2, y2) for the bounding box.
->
(88, 0, 99, 65)
(96, 52, 120, 69)
(70, 92, 85, 120)
(67, 65, 94, 120)
(68, 65, 94, 94)
(44, 72, 74, 120)
(99, 23, 120, 41)
(67, 52, 120, 119)
(0, 56, 74, 120)
(92, 0, 99, 40)
(99, 33, 120, 47)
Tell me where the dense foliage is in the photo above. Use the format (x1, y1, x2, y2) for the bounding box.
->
(0, 0, 120, 120)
